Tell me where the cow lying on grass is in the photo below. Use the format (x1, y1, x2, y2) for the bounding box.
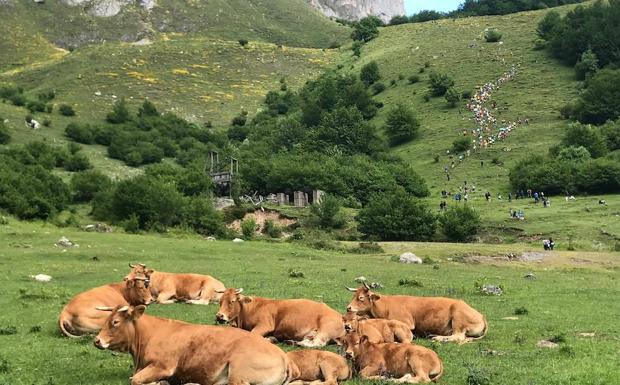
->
(58, 276, 153, 337)
(342, 332, 443, 383)
(346, 283, 487, 343)
(126, 263, 225, 305)
(342, 312, 413, 343)
(215, 288, 345, 347)
(94, 305, 291, 385)
(287, 349, 350, 385)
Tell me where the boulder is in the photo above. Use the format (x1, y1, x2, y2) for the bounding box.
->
(536, 340, 559, 349)
(56, 236, 78, 248)
(206, 236, 216, 241)
(399, 252, 422, 264)
(30, 274, 52, 282)
(481, 284, 502, 295)
(232, 238, 244, 243)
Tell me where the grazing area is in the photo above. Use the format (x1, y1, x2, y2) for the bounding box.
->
(0, 220, 619, 385)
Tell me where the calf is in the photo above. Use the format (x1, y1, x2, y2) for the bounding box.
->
(58, 276, 153, 337)
(342, 312, 413, 343)
(346, 283, 487, 343)
(342, 332, 443, 383)
(215, 288, 345, 347)
(287, 349, 350, 385)
(126, 263, 225, 305)
(94, 305, 291, 385)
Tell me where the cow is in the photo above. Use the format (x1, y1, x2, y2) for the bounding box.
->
(346, 283, 487, 343)
(287, 349, 350, 385)
(58, 275, 153, 337)
(126, 263, 226, 305)
(342, 312, 413, 343)
(215, 288, 345, 347)
(341, 332, 443, 384)
(94, 305, 291, 385)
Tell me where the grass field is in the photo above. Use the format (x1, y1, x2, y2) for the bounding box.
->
(0, 220, 619, 385)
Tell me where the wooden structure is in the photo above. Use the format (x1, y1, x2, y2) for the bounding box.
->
(206, 151, 238, 197)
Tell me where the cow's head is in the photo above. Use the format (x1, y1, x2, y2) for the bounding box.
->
(124, 275, 154, 306)
(215, 288, 248, 324)
(341, 332, 369, 360)
(124, 263, 154, 281)
(342, 311, 368, 333)
(345, 283, 380, 314)
(93, 305, 146, 352)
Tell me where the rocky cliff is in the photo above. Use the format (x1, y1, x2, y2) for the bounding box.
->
(307, 0, 405, 22)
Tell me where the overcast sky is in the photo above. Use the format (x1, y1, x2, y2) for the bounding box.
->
(404, 0, 462, 14)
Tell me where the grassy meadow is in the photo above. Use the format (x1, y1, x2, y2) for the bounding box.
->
(0, 220, 619, 385)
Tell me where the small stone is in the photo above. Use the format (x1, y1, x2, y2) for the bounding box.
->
(578, 332, 595, 338)
(30, 274, 52, 282)
(56, 236, 78, 248)
(481, 284, 503, 295)
(354, 276, 367, 283)
(94, 91, 102, 96)
(524, 273, 536, 280)
(399, 252, 422, 264)
(537, 340, 559, 349)
(232, 238, 244, 243)
(502, 316, 519, 320)
(368, 282, 384, 289)
(206, 236, 216, 241)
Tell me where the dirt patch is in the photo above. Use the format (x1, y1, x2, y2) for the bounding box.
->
(461, 251, 548, 264)
(228, 209, 297, 234)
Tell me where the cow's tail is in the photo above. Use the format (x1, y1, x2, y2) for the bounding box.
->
(431, 359, 444, 383)
(58, 311, 81, 338)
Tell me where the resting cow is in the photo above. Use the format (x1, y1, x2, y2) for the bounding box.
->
(287, 349, 350, 385)
(215, 288, 345, 347)
(342, 332, 443, 383)
(94, 305, 291, 385)
(342, 312, 413, 343)
(58, 276, 153, 337)
(346, 284, 487, 343)
(126, 263, 225, 305)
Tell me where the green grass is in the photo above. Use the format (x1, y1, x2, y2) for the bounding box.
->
(0, 220, 618, 385)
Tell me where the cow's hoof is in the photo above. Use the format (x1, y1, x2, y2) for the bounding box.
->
(283, 339, 298, 345)
(266, 336, 280, 344)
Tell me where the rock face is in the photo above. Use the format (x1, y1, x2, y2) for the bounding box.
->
(307, 0, 405, 22)
(61, 0, 151, 17)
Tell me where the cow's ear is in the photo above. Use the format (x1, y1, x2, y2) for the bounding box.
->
(240, 295, 253, 303)
(369, 293, 381, 301)
(126, 279, 135, 288)
(334, 337, 343, 346)
(360, 335, 369, 343)
(130, 305, 146, 320)
(146, 269, 154, 276)
(359, 315, 370, 320)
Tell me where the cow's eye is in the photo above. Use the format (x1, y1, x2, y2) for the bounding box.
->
(112, 319, 120, 327)
(231, 299, 236, 303)
(358, 296, 364, 301)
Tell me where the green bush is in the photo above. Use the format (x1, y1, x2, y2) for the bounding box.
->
(184, 196, 227, 237)
(360, 61, 381, 86)
(439, 205, 481, 242)
(575, 49, 599, 80)
(263, 219, 283, 238)
(0, 119, 10, 144)
(561, 123, 607, 158)
(371, 82, 386, 95)
(138, 99, 158, 117)
(573, 69, 620, 125)
(357, 188, 436, 241)
(351, 16, 381, 42)
(9, 93, 26, 107)
(452, 137, 472, 153)
(231, 111, 248, 127)
(462, 90, 473, 99)
(238, 39, 249, 47)
(241, 218, 257, 239)
(309, 195, 345, 229)
(536, 10, 560, 40)
(65, 123, 95, 144)
(384, 104, 419, 146)
(64, 153, 92, 172)
(352, 41, 363, 57)
(70, 170, 112, 202)
(123, 214, 140, 234)
(445, 87, 461, 107)
(429, 72, 455, 97)
(408, 75, 420, 84)
(58, 104, 75, 116)
(26, 100, 46, 113)
(484, 29, 502, 42)
(106, 98, 130, 124)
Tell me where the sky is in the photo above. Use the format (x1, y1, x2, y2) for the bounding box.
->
(404, 0, 463, 14)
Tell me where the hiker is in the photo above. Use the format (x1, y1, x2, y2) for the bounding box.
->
(508, 192, 512, 202)
(549, 238, 555, 250)
(485, 192, 491, 202)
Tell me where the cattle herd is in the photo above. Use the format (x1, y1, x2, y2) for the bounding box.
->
(58, 263, 488, 384)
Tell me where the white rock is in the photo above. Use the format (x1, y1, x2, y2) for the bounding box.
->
(56, 236, 78, 248)
(354, 276, 367, 283)
(30, 274, 52, 282)
(232, 238, 244, 243)
(399, 252, 422, 264)
(206, 236, 216, 241)
(94, 91, 102, 96)
(536, 340, 559, 349)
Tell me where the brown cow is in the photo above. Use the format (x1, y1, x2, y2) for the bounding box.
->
(342, 332, 443, 383)
(287, 349, 350, 385)
(126, 263, 225, 305)
(346, 284, 487, 343)
(215, 288, 345, 347)
(342, 312, 413, 343)
(58, 276, 153, 337)
(94, 305, 291, 385)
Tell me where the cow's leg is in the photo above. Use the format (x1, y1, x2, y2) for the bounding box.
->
(296, 332, 329, 348)
(317, 360, 340, 385)
(130, 365, 174, 385)
(250, 324, 275, 337)
(431, 331, 470, 344)
(358, 366, 384, 381)
(156, 292, 176, 304)
(288, 381, 306, 385)
(185, 298, 210, 305)
(394, 327, 414, 343)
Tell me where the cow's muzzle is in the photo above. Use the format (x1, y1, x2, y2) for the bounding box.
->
(93, 337, 108, 350)
(344, 351, 354, 359)
(215, 313, 228, 324)
(344, 324, 353, 332)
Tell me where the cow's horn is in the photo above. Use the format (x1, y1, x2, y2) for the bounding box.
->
(117, 306, 129, 313)
(138, 263, 146, 267)
(129, 263, 135, 268)
(235, 288, 244, 294)
(345, 287, 357, 292)
(362, 281, 370, 289)
(96, 307, 114, 311)
(215, 289, 226, 293)
(133, 276, 148, 281)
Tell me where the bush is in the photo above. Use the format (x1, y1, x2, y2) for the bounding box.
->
(9, 93, 26, 106)
(384, 104, 419, 146)
(573, 69, 620, 125)
(241, 218, 257, 239)
(64, 153, 92, 172)
(263, 219, 283, 238)
(231, 112, 248, 127)
(184, 197, 226, 237)
(138, 99, 158, 117)
(26, 100, 46, 113)
(371, 82, 386, 95)
(238, 39, 249, 47)
(439, 205, 481, 242)
(309, 195, 345, 229)
(65, 123, 94, 144)
(360, 61, 381, 86)
(351, 242, 384, 254)
(0, 120, 10, 144)
(484, 29, 502, 42)
(352, 41, 363, 57)
(42, 118, 51, 127)
(58, 104, 75, 116)
(462, 90, 473, 99)
(429, 72, 455, 97)
(561, 123, 607, 158)
(452, 137, 472, 153)
(445, 87, 461, 107)
(70, 170, 112, 202)
(351, 16, 381, 42)
(575, 49, 599, 80)
(106, 98, 130, 124)
(37, 90, 56, 102)
(357, 188, 436, 241)
(408, 75, 420, 84)
(536, 10, 561, 40)
(466, 366, 491, 385)
(123, 214, 140, 234)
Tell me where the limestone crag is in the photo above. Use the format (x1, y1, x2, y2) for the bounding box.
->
(60, 0, 152, 17)
(307, 0, 405, 22)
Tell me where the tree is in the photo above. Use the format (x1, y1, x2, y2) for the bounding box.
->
(384, 104, 419, 146)
(445, 87, 461, 107)
(360, 61, 381, 86)
(71, 170, 112, 202)
(138, 99, 159, 117)
(556, 146, 591, 163)
(484, 29, 502, 43)
(429, 72, 455, 97)
(439, 205, 481, 242)
(560, 123, 607, 158)
(574, 69, 620, 125)
(309, 195, 345, 229)
(0, 119, 10, 144)
(351, 16, 382, 42)
(106, 98, 130, 124)
(389, 15, 410, 25)
(575, 49, 599, 80)
(357, 188, 436, 241)
(536, 11, 561, 40)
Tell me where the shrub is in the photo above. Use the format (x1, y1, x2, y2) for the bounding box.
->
(138, 99, 158, 117)
(352, 41, 363, 57)
(351, 242, 384, 254)
(384, 104, 419, 146)
(231, 111, 248, 127)
(123, 214, 140, 234)
(573, 69, 620, 125)
(452, 137, 472, 153)
(26, 100, 46, 113)
(408, 75, 420, 84)
(466, 366, 491, 385)
(462, 90, 473, 99)
(484, 29, 502, 42)
(58, 104, 75, 116)
(536, 10, 561, 40)
(0, 120, 10, 144)
(9, 93, 27, 106)
(561, 123, 607, 158)
(42, 118, 51, 127)
(263, 219, 283, 238)
(238, 39, 249, 47)
(64, 153, 92, 172)
(288, 268, 305, 278)
(429, 72, 455, 97)
(37, 90, 56, 102)
(445, 87, 461, 107)
(241, 218, 257, 239)
(399, 278, 423, 287)
(389, 15, 410, 25)
(439, 205, 481, 242)
(184, 197, 226, 237)
(0, 84, 21, 99)
(357, 188, 436, 241)
(70, 170, 112, 202)
(309, 195, 345, 229)
(371, 82, 386, 95)
(360, 61, 381, 86)
(106, 98, 130, 124)
(65, 123, 94, 144)
(575, 49, 599, 80)
(351, 16, 381, 42)
(514, 306, 529, 315)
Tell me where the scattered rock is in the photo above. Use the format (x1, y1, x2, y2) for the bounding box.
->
(399, 252, 422, 264)
(55, 236, 78, 248)
(520, 252, 545, 262)
(577, 332, 595, 338)
(524, 273, 536, 280)
(481, 284, 503, 296)
(206, 236, 216, 241)
(232, 238, 244, 243)
(536, 340, 559, 349)
(84, 223, 112, 233)
(94, 91, 102, 96)
(354, 276, 367, 283)
(502, 316, 519, 320)
(367, 282, 384, 289)
(30, 274, 52, 282)
(132, 38, 152, 46)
